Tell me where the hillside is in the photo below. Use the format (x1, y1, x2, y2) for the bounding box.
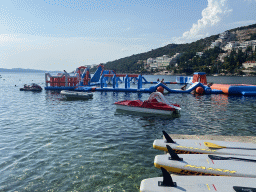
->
(101, 23, 256, 74)
(103, 35, 218, 73)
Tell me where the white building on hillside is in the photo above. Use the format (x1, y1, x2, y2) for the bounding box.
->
(147, 58, 158, 69)
(147, 53, 182, 70)
(196, 52, 204, 57)
(242, 61, 256, 74)
(169, 53, 182, 66)
(218, 53, 228, 62)
(147, 55, 170, 70)
(223, 41, 239, 51)
(242, 61, 256, 69)
(210, 41, 221, 48)
(219, 31, 229, 39)
(232, 40, 256, 52)
(157, 55, 172, 70)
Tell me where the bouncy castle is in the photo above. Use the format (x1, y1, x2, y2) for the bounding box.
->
(45, 65, 104, 90)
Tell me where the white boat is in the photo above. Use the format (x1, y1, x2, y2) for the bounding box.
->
(114, 92, 181, 115)
(60, 90, 93, 100)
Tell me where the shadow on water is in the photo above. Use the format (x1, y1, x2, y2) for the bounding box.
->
(115, 109, 181, 120)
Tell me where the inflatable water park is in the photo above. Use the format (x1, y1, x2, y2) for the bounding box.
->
(45, 65, 256, 96)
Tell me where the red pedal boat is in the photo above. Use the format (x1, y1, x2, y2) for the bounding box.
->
(114, 92, 181, 115)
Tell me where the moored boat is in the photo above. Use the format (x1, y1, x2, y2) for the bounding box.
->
(20, 83, 42, 91)
(60, 90, 93, 100)
(114, 92, 181, 115)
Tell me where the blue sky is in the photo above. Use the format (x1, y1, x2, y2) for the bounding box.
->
(0, 0, 256, 71)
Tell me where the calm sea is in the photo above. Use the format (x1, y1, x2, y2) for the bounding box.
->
(1, 72, 256, 191)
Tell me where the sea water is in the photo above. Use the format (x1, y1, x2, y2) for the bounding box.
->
(0, 72, 256, 191)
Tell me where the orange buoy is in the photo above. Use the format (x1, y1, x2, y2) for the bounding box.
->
(195, 87, 204, 94)
(157, 86, 164, 94)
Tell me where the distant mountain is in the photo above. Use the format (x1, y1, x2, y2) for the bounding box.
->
(0, 68, 61, 73)
(103, 23, 256, 73)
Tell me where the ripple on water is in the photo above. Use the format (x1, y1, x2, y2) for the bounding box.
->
(1, 73, 256, 191)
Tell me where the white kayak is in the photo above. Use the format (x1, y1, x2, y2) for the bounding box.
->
(153, 131, 256, 156)
(154, 146, 256, 177)
(140, 167, 256, 192)
(60, 90, 93, 100)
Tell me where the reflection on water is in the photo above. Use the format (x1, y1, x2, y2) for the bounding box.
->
(0, 73, 256, 191)
(210, 94, 229, 110)
(115, 109, 181, 120)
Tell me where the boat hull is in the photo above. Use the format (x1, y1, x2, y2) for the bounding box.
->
(20, 88, 42, 91)
(60, 90, 93, 100)
(115, 104, 178, 115)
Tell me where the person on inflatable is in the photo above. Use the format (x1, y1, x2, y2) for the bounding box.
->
(160, 79, 166, 85)
(181, 84, 187, 90)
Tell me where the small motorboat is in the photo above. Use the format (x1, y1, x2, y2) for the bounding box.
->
(60, 90, 93, 100)
(114, 92, 181, 115)
(20, 83, 42, 91)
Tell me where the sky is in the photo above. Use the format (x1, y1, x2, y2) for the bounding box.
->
(0, 0, 256, 72)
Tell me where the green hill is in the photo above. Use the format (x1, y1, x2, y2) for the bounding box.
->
(100, 23, 256, 75)
(103, 35, 218, 73)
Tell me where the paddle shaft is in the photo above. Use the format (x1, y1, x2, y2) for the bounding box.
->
(209, 155, 256, 163)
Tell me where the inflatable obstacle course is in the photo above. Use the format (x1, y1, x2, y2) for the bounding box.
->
(45, 65, 104, 90)
(45, 68, 256, 95)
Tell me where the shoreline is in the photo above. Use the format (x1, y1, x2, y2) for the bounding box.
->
(152, 72, 256, 77)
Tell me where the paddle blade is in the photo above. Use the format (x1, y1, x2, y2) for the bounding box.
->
(166, 145, 183, 161)
(162, 131, 175, 143)
(208, 155, 229, 161)
(204, 142, 226, 149)
(159, 167, 177, 187)
(233, 186, 256, 192)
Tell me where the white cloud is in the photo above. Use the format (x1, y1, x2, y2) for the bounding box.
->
(173, 0, 232, 43)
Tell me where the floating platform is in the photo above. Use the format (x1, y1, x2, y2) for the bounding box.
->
(45, 69, 256, 96)
(211, 84, 256, 96)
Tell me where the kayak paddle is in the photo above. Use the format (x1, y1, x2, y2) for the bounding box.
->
(208, 155, 256, 163)
(204, 142, 256, 150)
(233, 186, 256, 192)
